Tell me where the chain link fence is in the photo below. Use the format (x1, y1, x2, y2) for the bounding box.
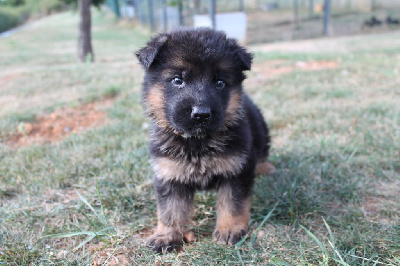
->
(105, 0, 400, 44)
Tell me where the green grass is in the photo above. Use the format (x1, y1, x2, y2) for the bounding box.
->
(0, 10, 399, 265)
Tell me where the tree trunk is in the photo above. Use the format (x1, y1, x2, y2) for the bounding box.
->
(78, 0, 94, 62)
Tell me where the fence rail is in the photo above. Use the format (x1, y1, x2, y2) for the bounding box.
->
(105, 0, 400, 44)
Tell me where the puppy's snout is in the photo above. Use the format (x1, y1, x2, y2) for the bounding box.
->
(191, 106, 211, 122)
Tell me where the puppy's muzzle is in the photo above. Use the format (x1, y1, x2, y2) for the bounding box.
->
(191, 106, 211, 123)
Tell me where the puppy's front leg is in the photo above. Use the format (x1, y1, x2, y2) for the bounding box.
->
(147, 178, 195, 253)
(213, 180, 252, 245)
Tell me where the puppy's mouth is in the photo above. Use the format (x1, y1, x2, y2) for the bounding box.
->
(175, 126, 211, 138)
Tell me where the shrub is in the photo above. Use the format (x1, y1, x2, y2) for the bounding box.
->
(0, 0, 67, 33)
(0, 8, 20, 33)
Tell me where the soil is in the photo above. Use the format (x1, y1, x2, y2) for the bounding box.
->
(5, 60, 337, 148)
(4, 59, 337, 148)
(246, 59, 339, 87)
(91, 247, 130, 266)
(359, 179, 400, 225)
(7, 98, 113, 147)
(256, 59, 338, 77)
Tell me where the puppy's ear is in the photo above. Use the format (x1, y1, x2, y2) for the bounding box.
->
(228, 38, 253, 71)
(136, 34, 168, 69)
(236, 47, 253, 71)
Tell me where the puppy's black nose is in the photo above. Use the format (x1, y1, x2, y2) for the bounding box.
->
(191, 106, 211, 122)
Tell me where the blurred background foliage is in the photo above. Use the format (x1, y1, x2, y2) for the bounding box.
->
(0, 0, 66, 32)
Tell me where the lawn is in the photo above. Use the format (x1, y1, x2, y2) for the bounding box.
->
(0, 9, 399, 265)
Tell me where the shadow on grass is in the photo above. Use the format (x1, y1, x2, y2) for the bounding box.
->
(252, 148, 361, 226)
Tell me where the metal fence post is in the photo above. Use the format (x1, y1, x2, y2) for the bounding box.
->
(133, 0, 139, 22)
(239, 0, 244, 12)
(148, 0, 155, 32)
(178, 0, 183, 26)
(293, 0, 299, 28)
(371, 0, 377, 11)
(162, 0, 167, 32)
(210, 0, 216, 29)
(323, 0, 331, 36)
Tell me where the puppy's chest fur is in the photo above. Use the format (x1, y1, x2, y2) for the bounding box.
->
(150, 129, 248, 186)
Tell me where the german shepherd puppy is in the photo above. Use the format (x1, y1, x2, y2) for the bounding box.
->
(136, 28, 274, 253)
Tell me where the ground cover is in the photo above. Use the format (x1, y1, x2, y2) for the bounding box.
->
(0, 9, 399, 265)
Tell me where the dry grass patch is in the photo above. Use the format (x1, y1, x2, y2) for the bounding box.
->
(246, 59, 339, 88)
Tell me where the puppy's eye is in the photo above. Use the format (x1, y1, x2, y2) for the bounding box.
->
(216, 80, 225, 89)
(172, 77, 183, 86)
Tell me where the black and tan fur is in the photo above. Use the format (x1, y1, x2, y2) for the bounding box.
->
(136, 28, 275, 253)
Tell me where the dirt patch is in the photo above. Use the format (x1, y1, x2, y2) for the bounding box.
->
(246, 59, 338, 87)
(294, 60, 338, 70)
(0, 68, 27, 85)
(1, 73, 21, 84)
(91, 247, 131, 266)
(45, 188, 81, 205)
(244, 59, 339, 88)
(254, 59, 338, 78)
(359, 179, 400, 225)
(7, 98, 113, 147)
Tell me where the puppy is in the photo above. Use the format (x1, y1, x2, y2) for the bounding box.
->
(136, 28, 274, 253)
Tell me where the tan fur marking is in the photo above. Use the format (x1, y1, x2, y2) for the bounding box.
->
(161, 66, 186, 79)
(149, 220, 195, 244)
(255, 160, 276, 176)
(145, 84, 170, 129)
(152, 154, 246, 185)
(214, 189, 251, 245)
(161, 69, 175, 79)
(147, 221, 183, 252)
(183, 231, 196, 243)
(216, 199, 250, 232)
(155, 221, 182, 235)
(147, 197, 194, 251)
(169, 57, 188, 69)
(223, 90, 244, 127)
(157, 193, 193, 226)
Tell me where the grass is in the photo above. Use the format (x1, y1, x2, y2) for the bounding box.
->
(0, 9, 399, 265)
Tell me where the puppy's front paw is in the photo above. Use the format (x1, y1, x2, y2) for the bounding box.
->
(147, 229, 183, 253)
(213, 227, 247, 246)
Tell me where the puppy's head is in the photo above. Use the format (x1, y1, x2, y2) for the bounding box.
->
(137, 28, 252, 137)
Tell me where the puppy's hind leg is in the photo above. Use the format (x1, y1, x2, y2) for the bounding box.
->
(147, 178, 195, 253)
(255, 159, 276, 176)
